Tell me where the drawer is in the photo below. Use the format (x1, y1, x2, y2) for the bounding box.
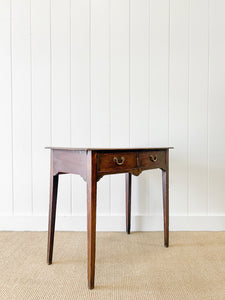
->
(98, 152, 137, 173)
(139, 150, 166, 170)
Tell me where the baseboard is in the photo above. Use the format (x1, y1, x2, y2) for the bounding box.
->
(0, 215, 225, 231)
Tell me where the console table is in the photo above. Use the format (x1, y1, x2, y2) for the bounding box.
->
(46, 147, 172, 289)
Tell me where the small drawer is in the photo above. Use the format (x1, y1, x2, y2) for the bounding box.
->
(98, 152, 137, 173)
(139, 150, 166, 170)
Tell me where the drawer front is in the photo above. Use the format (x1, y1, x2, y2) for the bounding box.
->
(98, 152, 137, 173)
(139, 150, 166, 170)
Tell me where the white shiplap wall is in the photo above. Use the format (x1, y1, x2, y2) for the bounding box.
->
(0, 0, 225, 231)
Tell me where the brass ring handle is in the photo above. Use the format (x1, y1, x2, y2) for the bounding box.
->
(113, 156, 125, 166)
(149, 155, 158, 162)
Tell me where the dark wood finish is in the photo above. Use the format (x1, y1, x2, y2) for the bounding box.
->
(98, 152, 137, 173)
(53, 149, 87, 181)
(47, 151, 59, 264)
(46, 147, 173, 151)
(87, 150, 97, 289)
(46, 146, 172, 289)
(139, 150, 166, 170)
(126, 173, 132, 234)
(162, 149, 169, 247)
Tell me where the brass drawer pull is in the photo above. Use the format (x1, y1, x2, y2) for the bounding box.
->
(149, 154, 158, 162)
(113, 156, 125, 166)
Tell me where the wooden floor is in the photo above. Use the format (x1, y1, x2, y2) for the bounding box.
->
(0, 231, 224, 299)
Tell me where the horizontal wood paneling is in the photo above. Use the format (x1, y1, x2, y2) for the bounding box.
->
(0, 0, 225, 229)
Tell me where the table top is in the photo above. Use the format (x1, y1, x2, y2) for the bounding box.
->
(46, 146, 173, 151)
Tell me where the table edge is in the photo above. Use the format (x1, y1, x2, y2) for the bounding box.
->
(45, 147, 174, 151)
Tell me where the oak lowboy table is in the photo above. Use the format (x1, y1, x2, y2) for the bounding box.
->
(46, 147, 173, 289)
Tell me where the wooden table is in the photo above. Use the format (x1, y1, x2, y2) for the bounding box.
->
(46, 147, 172, 289)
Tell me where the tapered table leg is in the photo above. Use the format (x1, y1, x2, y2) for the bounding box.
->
(162, 150, 169, 247)
(47, 172, 59, 264)
(126, 173, 132, 234)
(87, 151, 97, 289)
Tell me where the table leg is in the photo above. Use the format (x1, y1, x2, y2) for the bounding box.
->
(87, 151, 97, 289)
(126, 173, 132, 234)
(162, 151, 169, 247)
(47, 173, 59, 264)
